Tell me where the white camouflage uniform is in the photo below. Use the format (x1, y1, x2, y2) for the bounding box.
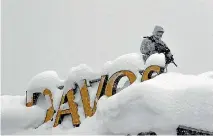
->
(140, 26, 171, 63)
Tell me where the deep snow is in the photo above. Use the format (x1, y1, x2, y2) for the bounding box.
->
(1, 53, 213, 135)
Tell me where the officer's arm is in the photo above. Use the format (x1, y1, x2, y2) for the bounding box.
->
(140, 39, 153, 54)
(162, 41, 172, 54)
(162, 41, 174, 60)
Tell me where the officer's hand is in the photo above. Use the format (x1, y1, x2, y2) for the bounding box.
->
(165, 52, 174, 64)
(166, 52, 173, 59)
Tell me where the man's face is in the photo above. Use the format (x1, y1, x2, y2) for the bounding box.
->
(154, 31, 164, 40)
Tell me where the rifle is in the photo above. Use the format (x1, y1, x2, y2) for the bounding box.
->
(145, 36, 178, 67)
(156, 45, 178, 67)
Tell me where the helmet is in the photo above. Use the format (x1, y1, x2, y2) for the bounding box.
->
(152, 25, 164, 39)
(152, 25, 164, 34)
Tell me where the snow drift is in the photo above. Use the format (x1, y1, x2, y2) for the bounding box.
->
(1, 53, 213, 135)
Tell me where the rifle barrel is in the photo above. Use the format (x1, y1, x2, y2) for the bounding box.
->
(172, 61, 178, 67)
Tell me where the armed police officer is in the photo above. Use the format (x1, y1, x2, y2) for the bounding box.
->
(140, 25, 176, 67)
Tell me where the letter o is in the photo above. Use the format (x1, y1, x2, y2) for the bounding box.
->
(141, 65, 163, 81)
(105, 70, 137, 97)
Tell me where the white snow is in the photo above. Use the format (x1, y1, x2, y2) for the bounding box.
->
(144, 53, 166, 69)
(1, 95, 46, 135)
(97, 73, 213, 135)
(26, 70, 63, 105)
(198, 71, 213, 79)
(101, 53, 145, 76)
(24, 70, 65, 129)
(63, 64, 99, 94)
(100, 52, 165, 75)
(1, 53, 213, 135)
(27, 70, 63, 92)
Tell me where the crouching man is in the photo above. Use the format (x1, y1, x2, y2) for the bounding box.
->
(140, 25, 175, 69)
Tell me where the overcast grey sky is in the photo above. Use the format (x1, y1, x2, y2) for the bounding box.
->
(2, 0, 213, 95)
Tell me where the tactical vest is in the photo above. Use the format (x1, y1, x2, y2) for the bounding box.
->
(143, 36, 169, 53)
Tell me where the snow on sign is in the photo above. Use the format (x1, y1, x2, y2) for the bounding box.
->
(24, 62, 213, 135)
(25, 65, 162, 127)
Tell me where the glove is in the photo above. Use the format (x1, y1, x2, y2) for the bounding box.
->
(166, 52, 174, 64)
(166, 52, 173, 58)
